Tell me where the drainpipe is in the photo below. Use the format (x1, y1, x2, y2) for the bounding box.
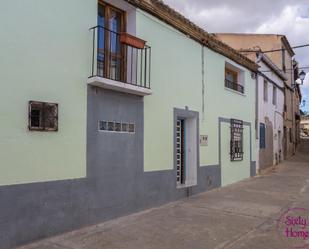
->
(291, 59, 295, 154)
(255, 52, 262, 173)
(256, 53, 262, 140)
(255, 74, 259, 140)
(201, 43, 205, 122)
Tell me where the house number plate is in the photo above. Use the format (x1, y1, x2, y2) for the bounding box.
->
(200, 135, 208, 146)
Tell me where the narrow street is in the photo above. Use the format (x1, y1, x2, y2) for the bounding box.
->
(17, 139, 309, 249)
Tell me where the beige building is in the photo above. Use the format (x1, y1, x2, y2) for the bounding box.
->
(293, 61, 302, 144)
(214, 33, 301, 160)
(301, 115, 309, 137)
(301, 116, 309, 129)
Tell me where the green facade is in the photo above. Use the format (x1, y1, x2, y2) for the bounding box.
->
(0, 0, 97, 186)
(0, 2, 259, 248)
(0, 1, 256, 187)
(137, 11, 256, 186)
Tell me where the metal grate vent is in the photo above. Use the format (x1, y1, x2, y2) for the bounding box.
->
(28, 101, 58, 132)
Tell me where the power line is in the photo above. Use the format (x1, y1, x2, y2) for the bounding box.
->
(263, 44, 309, 53)
(240, 43, 309, 54)
(261, 66, 309, 73)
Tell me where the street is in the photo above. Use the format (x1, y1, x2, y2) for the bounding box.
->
(18, 139, 309, 249)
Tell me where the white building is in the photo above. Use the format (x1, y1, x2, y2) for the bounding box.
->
(256, 52, 286, 172)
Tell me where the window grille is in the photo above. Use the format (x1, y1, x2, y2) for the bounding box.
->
(28, 101, 58, 131)
(230, 119, 244, 161)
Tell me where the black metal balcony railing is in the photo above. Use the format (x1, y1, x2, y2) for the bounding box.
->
(225, 79, 244, 94)
(89, 25, 151, 89)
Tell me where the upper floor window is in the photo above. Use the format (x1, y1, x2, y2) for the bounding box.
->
(225, 63, 244, 94)
(263, 80, 268, 102)
(98, 2, 125, 82)
(260, 123, 266, 149)
(273, 86, 277, 106)
(90, 2, 151, 89)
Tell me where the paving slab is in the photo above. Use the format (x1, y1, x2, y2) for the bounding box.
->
(18, 139, 309, 249)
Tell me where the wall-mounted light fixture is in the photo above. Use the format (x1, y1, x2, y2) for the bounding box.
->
(293, 70, 306, 89)
(299, 70, 306, 85)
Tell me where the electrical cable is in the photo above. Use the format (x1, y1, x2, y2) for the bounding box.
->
(240, 43, 309, 54)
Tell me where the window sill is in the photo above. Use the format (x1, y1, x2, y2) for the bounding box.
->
(177, 182, 197, 189)
(224, 87, 246, 96)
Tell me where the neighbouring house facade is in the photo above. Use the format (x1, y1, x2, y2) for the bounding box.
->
(209, 36, 286, 172)
(255, 53, 286, 170)
(214, 34, 301, 160)
(293, 61, 302, 145)
(0, 1, 258, 248)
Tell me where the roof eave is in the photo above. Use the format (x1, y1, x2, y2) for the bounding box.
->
(260, 54, 288, 81)
(124, 0, 259, 72)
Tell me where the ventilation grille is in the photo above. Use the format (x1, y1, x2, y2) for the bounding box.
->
(99, 121, 135, 134)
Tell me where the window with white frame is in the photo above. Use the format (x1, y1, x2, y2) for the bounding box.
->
(263, 80, 268, 102)
(224, 62, 245, 94)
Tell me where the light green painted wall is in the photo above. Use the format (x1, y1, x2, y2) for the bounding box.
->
(220, 123, 251, 186)
(0, 0, 97, 186)
(136, 10, 256, 186)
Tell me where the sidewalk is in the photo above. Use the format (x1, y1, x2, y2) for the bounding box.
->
(19, 139, 309, 249)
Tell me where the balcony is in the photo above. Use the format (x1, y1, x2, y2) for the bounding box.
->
(88, 26, 152, 96)
(225, 79, 244, 94)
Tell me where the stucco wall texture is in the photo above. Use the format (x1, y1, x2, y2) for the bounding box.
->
(0, 0, 97, 186)
(214, 33, 298, 160)
(256, 60, 285, 171)
(137, 11, 256, 186)
(0, 1, 258, 248)
(0, 87, 221, 249)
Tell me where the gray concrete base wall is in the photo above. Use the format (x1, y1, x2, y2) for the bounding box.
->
(250, 161, 257, 177)
(0, 166, 220, 249)
(0, 87, 221, 249)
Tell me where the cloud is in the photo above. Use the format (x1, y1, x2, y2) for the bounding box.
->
(164, 0, 308, 32)
(163, 0, 309, 108)
(254, 5, 309, 71)
(163, 0, 309, 64)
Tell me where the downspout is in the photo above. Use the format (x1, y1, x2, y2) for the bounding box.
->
(201, 44, 205, 122)
(291, 59, 295, 154)
(255, 74, 259, 139)
(255, 53, 261, 173)
(255, 53, 262, 140)
(255, 52, 263, 173)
